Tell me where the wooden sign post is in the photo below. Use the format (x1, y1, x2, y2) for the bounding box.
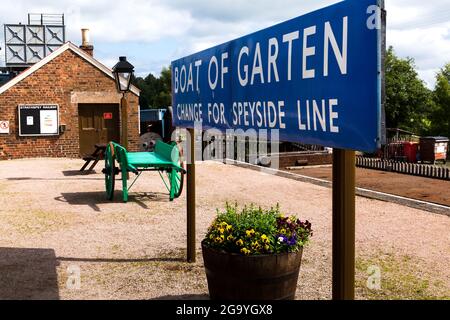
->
(332, 149, 356, 300)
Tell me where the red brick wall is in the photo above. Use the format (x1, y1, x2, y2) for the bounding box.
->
(0, 49, 139, 159)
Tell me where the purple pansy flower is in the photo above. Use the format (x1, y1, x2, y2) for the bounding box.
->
(287, 236, 297, 246)
(277, 234, 287, 243)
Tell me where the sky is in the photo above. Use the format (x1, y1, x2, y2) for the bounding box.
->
(0, 0, 449, 88)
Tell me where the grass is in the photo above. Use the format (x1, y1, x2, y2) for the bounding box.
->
(0, 181, 7, 192)
(68, 248, 207, 297)
(356, 251, 450, 300)
(4, 209, 76, 235)
(110, 244, 121, 255)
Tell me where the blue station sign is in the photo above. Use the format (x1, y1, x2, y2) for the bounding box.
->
(171, 0, 383, 152)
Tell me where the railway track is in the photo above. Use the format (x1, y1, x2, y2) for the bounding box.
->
(356, 157, 450, 181)
(232, 160, 450, 216)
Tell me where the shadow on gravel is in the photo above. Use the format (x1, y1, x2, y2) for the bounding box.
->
(152, 294, 210, 300)
(55, 191, 169, 211)
(57, 256, 184, 263)
(62, 170, 98, 176)
(0, 247, 59, 300)
(7, 176, 102, 181)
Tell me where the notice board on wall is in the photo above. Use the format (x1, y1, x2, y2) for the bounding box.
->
(18, 104, 59, 136)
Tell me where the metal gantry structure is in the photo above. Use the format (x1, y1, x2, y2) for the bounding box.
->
(4, 13, 65, 69)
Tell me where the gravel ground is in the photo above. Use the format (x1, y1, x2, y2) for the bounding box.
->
(0, 158, 449, 300)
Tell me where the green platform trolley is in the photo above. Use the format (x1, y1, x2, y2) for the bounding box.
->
(103, 140, 186, 202)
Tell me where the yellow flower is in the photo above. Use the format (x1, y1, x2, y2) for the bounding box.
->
(215, 237, 222, 243)
(240, 248, 251, 255)
(261, 234, 268, 243)
(264, 244, 270, 251)
(220, 235, 225, 240)
(219, 228, 225, 234)
(227, 235, 234, 241)
(251, 241, 260, 249)
(220, 222, 228, 227)
(245, 229, 255, 237)
(280, 228, 287, 234)
(236, 239, 244, 246)
(226, 225, 232, 231)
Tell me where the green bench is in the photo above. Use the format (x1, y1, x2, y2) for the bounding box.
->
(103, 140, 186, 202)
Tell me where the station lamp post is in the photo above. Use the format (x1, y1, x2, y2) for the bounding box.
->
(112, 56, 134, 149)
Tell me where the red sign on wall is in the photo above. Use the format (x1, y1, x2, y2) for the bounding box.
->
(103, 112, 113, 120)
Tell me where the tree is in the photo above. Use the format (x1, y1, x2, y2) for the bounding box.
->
(133, 67, 172, 109)
(384, 47, 433, 134)
(431, 63, 450, 138)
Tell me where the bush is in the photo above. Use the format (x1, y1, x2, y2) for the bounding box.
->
(203, 203, 312, 255)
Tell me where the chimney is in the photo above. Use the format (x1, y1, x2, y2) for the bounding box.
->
(79, 28, 94, 56)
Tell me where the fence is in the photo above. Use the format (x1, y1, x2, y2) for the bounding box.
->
(356, 157, 450, 181)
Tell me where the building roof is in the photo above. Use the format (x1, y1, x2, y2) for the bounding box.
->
(0, 42, 140, 96)
(420, 136, 449, 142)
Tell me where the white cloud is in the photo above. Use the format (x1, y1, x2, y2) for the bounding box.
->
(166, 0, 341, 24)
(386, 0, 450, 88)
(386, 0, 450, 30)
(0, 0, 195, 44)
(69, 1, 195, 43)
(167, 0, 342, 55)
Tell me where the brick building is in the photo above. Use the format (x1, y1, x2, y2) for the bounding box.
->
(0, 41, 140, 159)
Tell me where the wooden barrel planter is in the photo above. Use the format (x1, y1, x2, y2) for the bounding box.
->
(202, 242, 303, 300)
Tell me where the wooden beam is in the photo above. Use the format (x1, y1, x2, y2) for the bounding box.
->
(332, 149, 355, 300)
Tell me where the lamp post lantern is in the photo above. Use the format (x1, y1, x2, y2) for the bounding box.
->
(112, 56, 135, 93)
(112, 56, 134, 149)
